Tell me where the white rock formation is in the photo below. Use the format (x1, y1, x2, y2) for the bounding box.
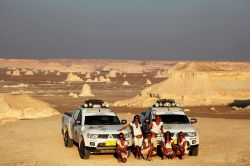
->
(85, 77, 98, 82)
(107, 70, 117, 78)
(6, 70, 11, 75)
(79, 84, 94, 96)
(68, 92, 78, 98)
(11, 70, 21, 76)
(244, 105, 250, 109)
(0, 94, 59, 120)
(122, 81, 130, 86)
(154, 70, 168, 78)
(56, 71, 61, 76)
(33, 69, 38, 73)
(3, 83, 29, 88)
(65, 73, 83, 82)
(184, 108, 191, 112)
(146, 79, 152, 85)
(10, 90, 34, 94)
(24, 70, 34, 75)
(85, 73, 91, 79)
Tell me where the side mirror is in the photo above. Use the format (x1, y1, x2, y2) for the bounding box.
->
(190, 118, 197, 124)
(75, 120, 81, 125)
(121, 119, 127, 125)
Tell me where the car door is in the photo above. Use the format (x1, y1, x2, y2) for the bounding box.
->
(71, 109, 80, 141)
(73, 110, 82, 142)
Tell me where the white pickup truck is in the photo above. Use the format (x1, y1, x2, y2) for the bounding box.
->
(61, 100, 132, 159)
(140, 99, 199, 156)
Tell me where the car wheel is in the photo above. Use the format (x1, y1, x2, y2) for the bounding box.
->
(79, 139, 90, 159)
(64, 130, 73, 147)
(190, 145, 199, 156)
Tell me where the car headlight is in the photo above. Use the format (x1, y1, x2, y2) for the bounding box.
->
(87, 133, 99, 139)
(186, 132, 196, 137)
(124, 133, 130, 139)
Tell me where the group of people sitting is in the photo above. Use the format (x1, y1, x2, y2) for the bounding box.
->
(116, 115, 189, 163)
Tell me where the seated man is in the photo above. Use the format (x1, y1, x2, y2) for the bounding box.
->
(116, 132, 128, 163)
(141, 132, 154, 161)
(160, 131, 175, 159)
(175, 132, 189, 159)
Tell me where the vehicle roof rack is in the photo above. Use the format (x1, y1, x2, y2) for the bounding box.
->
(81, 99, 109, 108)
(153, 99, 179, 107)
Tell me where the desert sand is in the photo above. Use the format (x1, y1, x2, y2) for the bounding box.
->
(0, 113, 249, 166)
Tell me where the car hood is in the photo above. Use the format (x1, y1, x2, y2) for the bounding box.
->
(163, 123, 196, 133)
(85, 125, 128, 134)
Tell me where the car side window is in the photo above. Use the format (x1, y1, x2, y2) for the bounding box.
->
(146, 109, 152, 121)
(73, 109, 80, 120)
(76, 110, 82, 122)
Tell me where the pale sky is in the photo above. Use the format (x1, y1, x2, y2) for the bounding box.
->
(0, 0, 250, 60)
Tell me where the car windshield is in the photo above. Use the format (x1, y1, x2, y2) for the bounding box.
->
(160, 114, 190, 124)
(85, 116, 121, 125)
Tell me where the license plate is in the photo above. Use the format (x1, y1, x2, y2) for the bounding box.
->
(105, 140, 116, 146)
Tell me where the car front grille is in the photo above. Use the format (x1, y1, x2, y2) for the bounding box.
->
(98, 134, 109, 139)
(98, 134, 119, 139)
(112, 134, 119, 139)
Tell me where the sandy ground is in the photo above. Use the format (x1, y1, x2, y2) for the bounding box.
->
(0, 113, 249, 166)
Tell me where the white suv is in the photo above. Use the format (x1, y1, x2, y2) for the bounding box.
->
(140, 99, 199, 156)
(62, 100, 132, 159)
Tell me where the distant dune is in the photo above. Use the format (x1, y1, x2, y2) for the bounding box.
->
(115, 61, 250, 106)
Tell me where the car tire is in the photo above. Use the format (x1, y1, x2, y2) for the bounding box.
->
(64, 130, 73, 147)
(79, 139, 90, 159)
(190, 145, 199, 156)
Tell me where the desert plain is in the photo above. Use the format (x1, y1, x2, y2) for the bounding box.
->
(0, 59, 250, 166)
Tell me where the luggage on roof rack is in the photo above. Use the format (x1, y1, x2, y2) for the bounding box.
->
(153, 99, 179, 107)
(81, 99, 109, 108)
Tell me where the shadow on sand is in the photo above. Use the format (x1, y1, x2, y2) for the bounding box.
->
(228, 99, 250, 108)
